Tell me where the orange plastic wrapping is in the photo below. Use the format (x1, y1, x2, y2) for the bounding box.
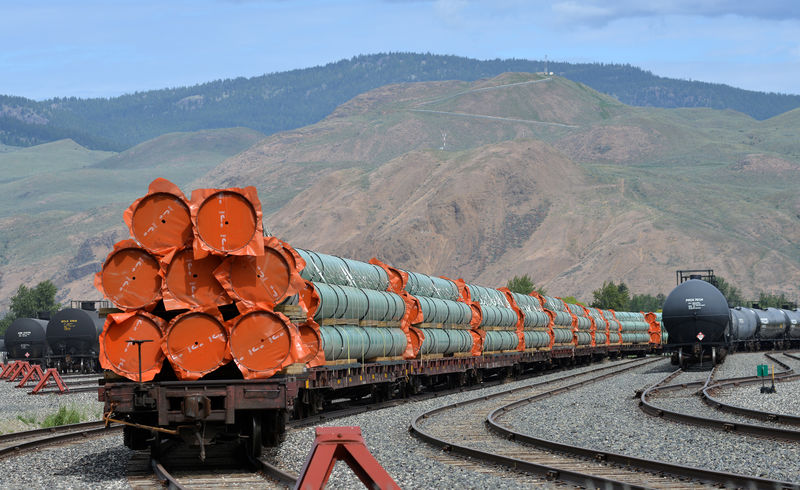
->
(581, 305, 598, 347)
(498, 288, 525, 351)
(95, 239, 162, 311)
(297, 279, 321, 321)
(99, 311, 165, 382)
(557, 297, 580, 347)
(645, 312, 662, 344)
(161, 308, 232, 380)
(228, 308, 309, 379)
(367, 258, 421, 358)
(446, 277, 484, 356)
(190, 186, 264, 258)
(124, 178, 193, 256)
(161, 248, 231, 310)
(214, 238, 306, 310)
(531, 291, 556, 349)
(298, 319, 324, 367)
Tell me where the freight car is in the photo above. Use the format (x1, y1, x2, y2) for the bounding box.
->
(46, 306, 105, 373)
(4, 318, 49, 365)
(98, 179, 664, 460)
(662, 277, 798, 367)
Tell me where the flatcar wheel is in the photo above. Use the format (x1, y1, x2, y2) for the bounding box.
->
(244, 414, 262, 459)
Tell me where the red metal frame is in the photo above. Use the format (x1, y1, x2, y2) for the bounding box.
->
(29, 369, 69, 394)
(295, 426, 399, 490)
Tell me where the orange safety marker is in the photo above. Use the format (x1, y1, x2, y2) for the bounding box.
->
(17, 364, 45, 388)
(29, 368, 69, 394)
(294, 426, 400, 490)
(6, 361, 32, 383)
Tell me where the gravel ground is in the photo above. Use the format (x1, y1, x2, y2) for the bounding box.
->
(264, 358, 639, 489)
(712, 352, 800, 417)
(714, 351, 787, 379)
(502, 356, 800, 484)
(0, 375, 132, 489)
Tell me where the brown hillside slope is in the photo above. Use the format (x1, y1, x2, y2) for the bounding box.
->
(11, 73, 800, 305)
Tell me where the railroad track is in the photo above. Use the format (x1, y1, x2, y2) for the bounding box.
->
(0, 420, 120, 460)
(701, 353, 800, 427)
(136, 359, 613, 487)
(411, 356, 797, 489)
(641, 353, 800, 441)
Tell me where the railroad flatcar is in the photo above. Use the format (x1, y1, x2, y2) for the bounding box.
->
(97, 178, 664, 461)
(4, 318, 49, 365)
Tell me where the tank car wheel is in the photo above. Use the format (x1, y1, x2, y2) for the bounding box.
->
(711, 347, 718, 365)
(670, 352, 678, 365)
(678, 348, 687, 369)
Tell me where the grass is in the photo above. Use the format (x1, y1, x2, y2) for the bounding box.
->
(42, 405, 83, 427)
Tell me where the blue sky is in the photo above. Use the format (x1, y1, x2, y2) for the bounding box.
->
(2, 0, 798, 100)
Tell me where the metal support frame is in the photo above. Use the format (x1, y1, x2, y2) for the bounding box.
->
(294, 426, 399, 490)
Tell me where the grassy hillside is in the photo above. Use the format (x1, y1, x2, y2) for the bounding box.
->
(2, 73, 800, 308)
(1, 53, 798, 151)
(0, 127, 263, 303)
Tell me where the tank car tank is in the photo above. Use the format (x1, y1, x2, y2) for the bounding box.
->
(662, 279, 730, 367)
(4, 318, 49, 365)
(747, 307, 787, 349)
(780, 309, 800, 346)
(47, 307, 105, 373)
(729, 306, 758, 350)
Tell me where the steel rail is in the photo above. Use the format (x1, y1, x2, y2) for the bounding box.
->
(410, 357, 661, 489)
(488, 379, 796, 490)
(0, 420, 107, 445)
(640, 369, 800, 442)
(700, 353, 800, 426)
(151, 458, 186, 490)
(0, 424, 121, 459)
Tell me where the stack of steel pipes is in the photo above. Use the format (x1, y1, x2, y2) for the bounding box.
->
(96, 178, 653, 383)
(95, 178, 309, 381)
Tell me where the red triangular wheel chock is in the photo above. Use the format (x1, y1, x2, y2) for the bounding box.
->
(17, 364, 45, 388)
(6, 361, 32, 382)
(0, 361, 19, 378)
(294, 426, 400, 490)
(29, 369, 69, 394)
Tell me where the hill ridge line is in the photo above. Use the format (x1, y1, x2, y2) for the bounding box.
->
(408, 108, 580, 128)
(415, 77, 553, 107)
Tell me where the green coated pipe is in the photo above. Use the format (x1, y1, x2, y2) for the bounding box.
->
(319, 325, 407, 361)
(419, 328, 473, 355)
(484, 330, 519, 351)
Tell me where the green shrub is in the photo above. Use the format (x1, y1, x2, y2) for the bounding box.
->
(41, 406, 83, 428)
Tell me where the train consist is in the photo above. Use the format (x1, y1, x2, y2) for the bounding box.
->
(3, 304, 105, 373)
(97, 178, 664, 459)
(662, 277, 800, 367)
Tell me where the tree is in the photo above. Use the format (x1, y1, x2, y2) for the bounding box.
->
(713, 276, 745, 307)
(628, 293, 665, 312)
(0, 281, 61, 334)
(505, 274, 546, 296)
(590, 281, 630, 310)
(560, 296, 584, 306)
(756, 292, 793, 309)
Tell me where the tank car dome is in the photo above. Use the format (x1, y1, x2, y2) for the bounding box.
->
(662, 279, 730, 345)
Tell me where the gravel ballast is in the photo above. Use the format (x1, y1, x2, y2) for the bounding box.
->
(501, 354, 800, 483)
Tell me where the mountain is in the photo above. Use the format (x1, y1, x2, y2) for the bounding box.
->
(2, 73, 800, 309)
(0, 127, 264, 306)
(2, 53, 799, 152)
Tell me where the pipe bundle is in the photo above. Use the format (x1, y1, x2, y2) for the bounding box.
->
(94, 178, 659, 382)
